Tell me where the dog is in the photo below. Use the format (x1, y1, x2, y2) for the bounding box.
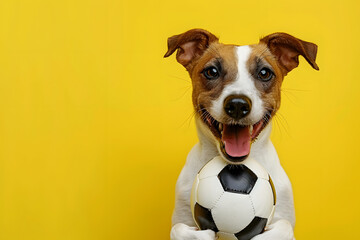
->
(164, 29, 318, 240)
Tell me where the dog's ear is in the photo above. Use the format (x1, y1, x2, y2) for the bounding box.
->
(164, 29, 219, 69)
(260, 33, 319, 75)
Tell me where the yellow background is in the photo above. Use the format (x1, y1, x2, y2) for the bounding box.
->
(0, 0, 359, 239)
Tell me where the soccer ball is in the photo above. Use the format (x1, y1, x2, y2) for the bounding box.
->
(190, 156, 276, 240)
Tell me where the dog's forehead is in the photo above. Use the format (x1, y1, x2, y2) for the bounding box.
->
(236, 44, 278, 71)
(235, 45, 252, 70)
(200, 43, 238, 66)
(198, 43, 275, 72)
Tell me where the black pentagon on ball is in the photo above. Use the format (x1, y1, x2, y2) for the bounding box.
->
(194, 203, 219, 232)
(218, 164, 258, 194)
(235, 217, 268, 240)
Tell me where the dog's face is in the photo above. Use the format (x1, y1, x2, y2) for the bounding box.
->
(165, 29, 318, 164)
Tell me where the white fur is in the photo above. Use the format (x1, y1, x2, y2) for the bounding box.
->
(170, 46, 295, 240)
(211, 45, 264, 125)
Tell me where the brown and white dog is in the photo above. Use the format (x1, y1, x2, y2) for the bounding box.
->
(164, 29, 318, 240)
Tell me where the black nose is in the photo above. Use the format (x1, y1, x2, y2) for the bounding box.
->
(223, 95, 252, 120)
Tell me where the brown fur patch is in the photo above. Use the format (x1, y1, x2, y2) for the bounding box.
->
(188, 42, 238, 115)
(247, 43, 285, 115)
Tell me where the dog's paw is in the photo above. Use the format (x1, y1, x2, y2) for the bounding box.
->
(251, 219, 294, 240)
(170, 223, 216, 240)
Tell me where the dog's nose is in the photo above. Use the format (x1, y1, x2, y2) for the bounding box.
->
(223, 95, 252, 120)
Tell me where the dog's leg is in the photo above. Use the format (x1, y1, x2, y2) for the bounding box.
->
(170, 190, 216, 240)
(251, 192, 295, 240)
(171, 223, 215, 240)
(251, 219, 294, 240)
(171, 143, 217, 240)
(249, 186, 295, 240)
(251, 153, 296, 240)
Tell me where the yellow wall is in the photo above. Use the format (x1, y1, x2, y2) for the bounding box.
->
(0, 0, 359, 239)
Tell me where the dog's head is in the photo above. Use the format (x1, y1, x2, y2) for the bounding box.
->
(164, 29, 319, 164)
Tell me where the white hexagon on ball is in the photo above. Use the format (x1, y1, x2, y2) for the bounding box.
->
(212, 192, 254, 233)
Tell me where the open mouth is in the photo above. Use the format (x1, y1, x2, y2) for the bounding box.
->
(199, 108, 272, 163)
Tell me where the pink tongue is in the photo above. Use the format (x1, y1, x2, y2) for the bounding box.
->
(222, 125, 251, 157)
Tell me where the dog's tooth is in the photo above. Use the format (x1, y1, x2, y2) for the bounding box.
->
(249, 125, 253, 135)
(218, 123, 223, 131)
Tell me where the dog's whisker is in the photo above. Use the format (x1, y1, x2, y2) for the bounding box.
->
(273, 113, 291, 138)
(167, 74, 192, 84)
(272, 116, 283, 140)
(281, 90, 299, 107)
(281, 87, 309, 92)
(179, 110, 197, 129)
(171, 85, 192, 102)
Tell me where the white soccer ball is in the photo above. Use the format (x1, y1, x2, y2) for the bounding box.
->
(190, 156, 276, 240)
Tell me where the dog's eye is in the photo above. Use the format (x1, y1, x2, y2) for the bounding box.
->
(203, 66, 220, 80)
(258, 68, 273, 81)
